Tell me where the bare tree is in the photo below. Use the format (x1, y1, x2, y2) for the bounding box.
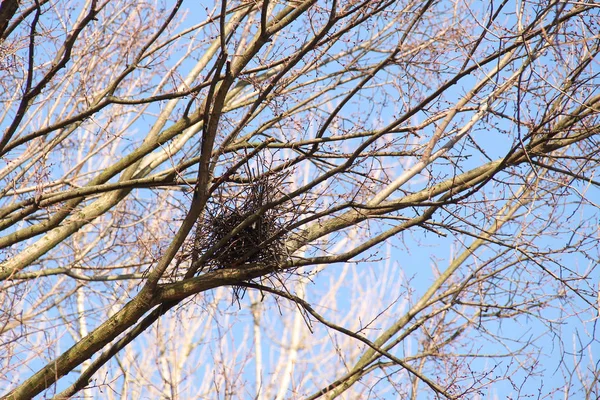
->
(1, 0, 599, 399)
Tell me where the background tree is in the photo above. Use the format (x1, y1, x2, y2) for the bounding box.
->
(1, 0, 599, 398)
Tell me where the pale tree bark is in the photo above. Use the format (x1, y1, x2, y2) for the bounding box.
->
(1, 0, 599, 399)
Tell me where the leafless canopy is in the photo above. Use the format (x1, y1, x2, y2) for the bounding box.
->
(1, 0, 599, 399)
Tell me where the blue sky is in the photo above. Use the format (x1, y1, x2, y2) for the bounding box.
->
(2, 0, 599, 398)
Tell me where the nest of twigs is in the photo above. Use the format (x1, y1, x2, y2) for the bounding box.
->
(193, 173, 290, 276)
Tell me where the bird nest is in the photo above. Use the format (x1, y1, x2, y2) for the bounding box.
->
(193, 174, 290, 274)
